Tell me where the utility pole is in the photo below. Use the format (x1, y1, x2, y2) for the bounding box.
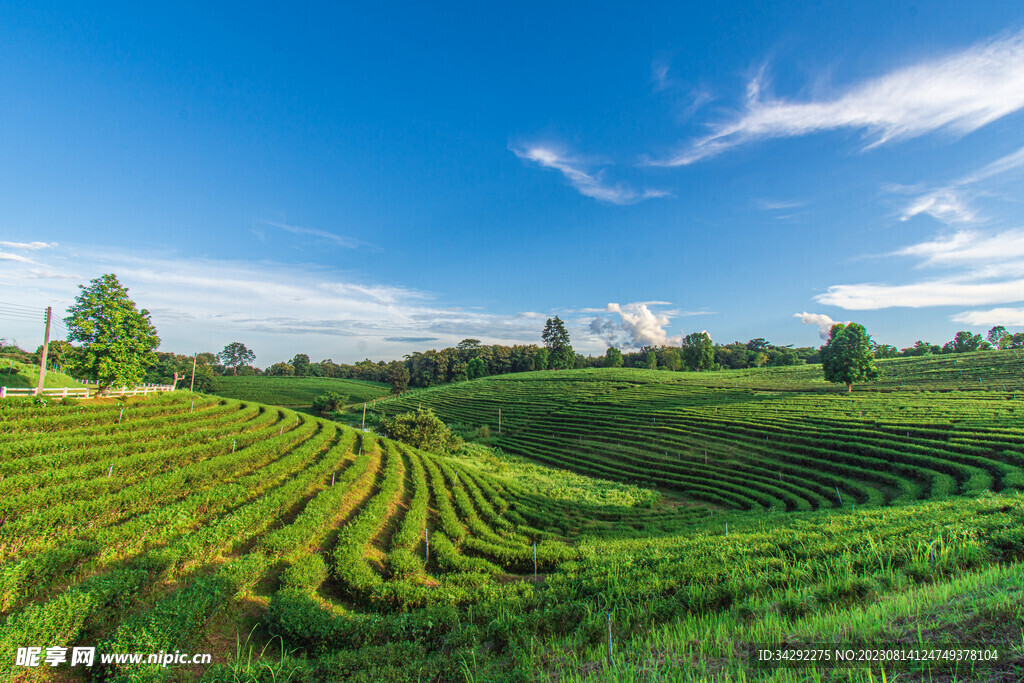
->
(36, 307, 52, 396)
(189, 353, 197, 392)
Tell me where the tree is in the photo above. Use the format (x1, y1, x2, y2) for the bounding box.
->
(942, 331, 983, 354)
(218, 342, 255, 375)
(542, 317, 574, 369)
(986, 326, 1009, 347)
(645, 350, 657, 370)
(604, 346, 624, 368)
(266, 362, 295, 376)
(64, 274, 160, 391)
(873, 344, 899, 359)
(820, 323, 879, 392)
(290, 353, 311, 377)
(680, 332, 714, 371)
(542, 316, 570, 349)
(466, 357, 487, 380)
(386, 360, 410, 393)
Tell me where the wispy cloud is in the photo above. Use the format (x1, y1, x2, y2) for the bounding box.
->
(817, 278, 1024, 310)
(651, 29, 1024, 166)
(757, 199, 805, 211)
(512, 145, 669, 205)
(262, 221, 373, 250)
(0, 251, 33, 263)
(892, 228, 1024, 267)
(951, 306, 1024, 327)
(899, 144, 1024, 225)
(0, 241, 57, 250)
(0, 243, 587, 361)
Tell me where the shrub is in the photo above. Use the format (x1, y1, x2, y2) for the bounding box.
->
(311, 392, 347, 416)
(380, 408, 463, 454)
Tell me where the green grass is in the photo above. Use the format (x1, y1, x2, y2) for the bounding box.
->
(213, 375, 391, 407)
(0, 357, 87, 389)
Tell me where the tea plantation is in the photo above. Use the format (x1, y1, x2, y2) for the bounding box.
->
(1, 352, 1022, 681)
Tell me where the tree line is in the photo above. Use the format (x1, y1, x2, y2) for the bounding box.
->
(7, 272, 1021, 394)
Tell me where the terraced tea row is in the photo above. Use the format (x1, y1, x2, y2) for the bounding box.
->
(0, 393, 675, 680)
(374, 367, 1024, 513)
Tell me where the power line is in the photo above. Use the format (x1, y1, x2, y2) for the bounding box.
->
(0, 300, 43, 312)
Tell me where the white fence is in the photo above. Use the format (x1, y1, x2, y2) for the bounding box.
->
(0, 384, 176, 400)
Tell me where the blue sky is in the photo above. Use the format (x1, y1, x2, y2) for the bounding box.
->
(3, 1, 1024, 364)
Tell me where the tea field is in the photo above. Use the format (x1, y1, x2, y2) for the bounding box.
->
(1, 352, 1023, 681)
(213, 376, 390, 408)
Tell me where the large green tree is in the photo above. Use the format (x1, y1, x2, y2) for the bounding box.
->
(290, 353, 311, 377)
(218, 342, 255, 375)
(542, 317, 574, 369)
(64, 274, 160, 390)
(386, 359, 410, 393)
(680, 331, 714, 371)
(604, 346, 624, 368)
(821, 323, 879, 392)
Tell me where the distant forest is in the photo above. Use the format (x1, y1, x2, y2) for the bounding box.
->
(3, 323, 1019, 394)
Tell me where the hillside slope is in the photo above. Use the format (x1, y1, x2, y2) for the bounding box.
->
(368, 352, 1024, 515)
(0, 357, 87, 389)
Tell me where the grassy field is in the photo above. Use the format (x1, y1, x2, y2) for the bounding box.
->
(0, 358, 87, 389)
(2, 354, 1023, 681)
(213, 375, 391, 407)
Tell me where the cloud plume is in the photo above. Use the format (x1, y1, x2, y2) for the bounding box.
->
(794, 311, 849, 339)
(590, 302, 684, 348)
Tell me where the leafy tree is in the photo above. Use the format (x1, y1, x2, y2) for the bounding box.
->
(604, 346, 624, 368)
(658, 347, 682, 371)
(680, 331, 714, 371)
(218, 342, 255, 375)
(63, 274, 160, 391)
(466, 357, 487, 380)
(534, 347, 549, 371)
(645, 350, 657, 369)
(873, 344, 899, 359)
(380, 408, 462, 454)
(290, 353, 311, 377)
(746, 338, 770, 352)
(986, 326, 1009, 347)
(942, 331, 983, 354)
(821, 323, 879, 392)
(542, 316, 570, 349)
(311, 392, 347, 416)
(386, 360, 410, 393)
(266, 362, 295, 376)
(542, 317, 574, 369)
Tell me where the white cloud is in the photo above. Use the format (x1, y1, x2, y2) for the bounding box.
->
(590, 302, 683, 348)
(0, 241, 57, 250)
(892, 228, 1024, 266)
(512, 145, 669, 205)
(898, 144, 1024, 225)
(0, 244, 563, 363)
(653, 29, 1024, 165)
(951, 306, 1024, 327)
(900, 191, 978, 225)
(0, 252, 33, 263)
(815, 278, 1024, 310)
(794, 311, 850, 339)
